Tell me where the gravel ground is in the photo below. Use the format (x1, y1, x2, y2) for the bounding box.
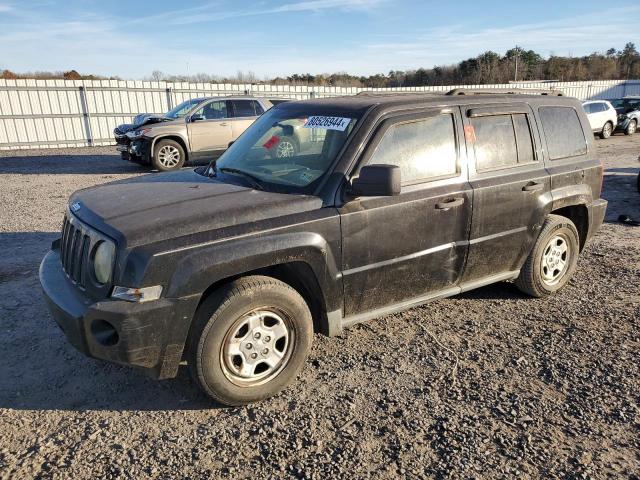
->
(0, 137, 639, 479)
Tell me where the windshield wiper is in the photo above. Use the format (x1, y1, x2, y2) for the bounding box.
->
(218, 167, 265, 191)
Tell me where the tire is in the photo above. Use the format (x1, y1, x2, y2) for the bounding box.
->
(188, 276, 313, 406)
(515, 214, 580, 298)
(599, 121, 613, 139)
(273, 136, 298, 158)
(637, 172, 640, 194)
(624, 119, 637, 136)
(152, 139, 185, 171)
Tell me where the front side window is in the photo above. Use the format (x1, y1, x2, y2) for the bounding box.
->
(368, 114, 458, 184)
(583, 103, 593, 114)
(214, 109, 359, 193)
(539, 106, 587, 160)
(194, 101, 228, 120)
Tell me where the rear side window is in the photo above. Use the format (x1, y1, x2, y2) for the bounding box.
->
(252, 101, 265, 115)
(539, 106, 587, 160)
(583, 104, 593, 114)
(513, 114, 535, 164)
(231, 100, 260, 117)
(471, 113, 536, 171)
(368, 114, 458, 184)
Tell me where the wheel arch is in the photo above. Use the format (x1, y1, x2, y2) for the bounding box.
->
(549, 204, 589, 251)
(194, 261, 332, 336)
(151, 135, 190, 162)
(165, 232, 343, 338)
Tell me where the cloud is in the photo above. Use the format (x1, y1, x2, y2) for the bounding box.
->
(0, 3, 13, 12)
(0, 2, 637, 79)
(357, 6, 640, 71)
(132, 0, 385, 25)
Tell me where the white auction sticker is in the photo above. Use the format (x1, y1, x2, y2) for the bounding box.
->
(303, 116, 351, 131)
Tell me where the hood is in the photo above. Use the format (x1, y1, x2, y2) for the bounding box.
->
(70, 169, 323, 248)
(113, 113, 174, 134)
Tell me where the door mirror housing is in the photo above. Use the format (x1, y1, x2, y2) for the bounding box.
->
(350, 164, 401, 197)
(191, 113, 205, 122)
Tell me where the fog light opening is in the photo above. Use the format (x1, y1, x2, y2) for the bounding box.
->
(91, 319, 119, 346)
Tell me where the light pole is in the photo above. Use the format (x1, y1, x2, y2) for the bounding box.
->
(514, 45, 519, 82)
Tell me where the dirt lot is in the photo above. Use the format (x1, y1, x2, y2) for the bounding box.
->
(0, 136, 639, 479)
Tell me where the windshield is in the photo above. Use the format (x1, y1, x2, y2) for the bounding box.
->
(213, 108, 359, 194)
(165, 99, 202, 119)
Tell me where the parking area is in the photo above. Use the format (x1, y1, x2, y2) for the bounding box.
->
(0, 136, 639, 478)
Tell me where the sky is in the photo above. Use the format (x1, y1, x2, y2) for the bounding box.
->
(0, 0, 638, 79)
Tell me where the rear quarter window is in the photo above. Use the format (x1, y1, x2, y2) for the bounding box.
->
(539, 106, 587, 160)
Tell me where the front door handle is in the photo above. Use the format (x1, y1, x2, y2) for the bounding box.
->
(435, 197, 465, 210)
(522, 181, 544, 192)
(219, 122, 228, 126)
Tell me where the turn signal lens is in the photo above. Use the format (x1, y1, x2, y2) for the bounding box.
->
(112, 285, 163, 303)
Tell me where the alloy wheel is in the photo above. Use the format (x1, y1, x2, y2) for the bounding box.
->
(276, 141, 296, 158)
(157, 145, 181, 168)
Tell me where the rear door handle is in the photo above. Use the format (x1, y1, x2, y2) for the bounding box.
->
(435, 197, 465, 210)
(522, 181, 544, 192)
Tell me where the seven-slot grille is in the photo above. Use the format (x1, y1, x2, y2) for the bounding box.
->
(60, 214, 91, 287)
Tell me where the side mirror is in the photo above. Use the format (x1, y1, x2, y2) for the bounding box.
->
(350, 164, 401, 197)
(191, 113, 205, 122)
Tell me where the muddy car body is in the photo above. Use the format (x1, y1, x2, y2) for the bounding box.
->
(41, 90, 607, 405)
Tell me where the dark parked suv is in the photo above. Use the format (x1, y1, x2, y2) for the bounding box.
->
(40, 89, 607, 405)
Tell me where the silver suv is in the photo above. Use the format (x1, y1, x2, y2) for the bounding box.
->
(114, 96, 276, 171)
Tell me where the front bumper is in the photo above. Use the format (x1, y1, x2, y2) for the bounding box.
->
(615, 117, 632, 131)
(114, 137, 151, 164)
(39, 248, 200, 379)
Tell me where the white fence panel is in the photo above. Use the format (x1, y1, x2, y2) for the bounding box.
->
(0, 78, 638, 150)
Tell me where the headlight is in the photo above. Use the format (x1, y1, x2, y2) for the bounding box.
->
(126, 128, 150, 139)
(93, 241, 115, 284)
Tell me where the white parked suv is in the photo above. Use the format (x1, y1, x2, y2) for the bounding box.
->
(582, 100, 617, 139)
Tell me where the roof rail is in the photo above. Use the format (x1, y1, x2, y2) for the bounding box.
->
(355, 90, 443, 96)
(446, 88, 563, 96)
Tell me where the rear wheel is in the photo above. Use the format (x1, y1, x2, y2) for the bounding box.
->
(152, 139, 185, 171)
(515, 214, 580, 297)
(188, 276, 313, 406)
(625, 119, 637, 136)
(599, 121, 613, 139)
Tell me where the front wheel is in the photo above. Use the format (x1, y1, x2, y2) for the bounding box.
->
(188, 276, 313, 406)
(599, 121, 613, 139)
(625, 119, 637, 136)
(515, 214, 580, 297)
(152, 139, 185, 171)
(274, 136, 298, 158)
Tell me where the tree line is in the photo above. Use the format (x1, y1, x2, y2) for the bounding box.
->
(2, 43, 639, 88)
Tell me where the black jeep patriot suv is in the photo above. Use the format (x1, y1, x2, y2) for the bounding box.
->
(40, 89, 607, 405)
